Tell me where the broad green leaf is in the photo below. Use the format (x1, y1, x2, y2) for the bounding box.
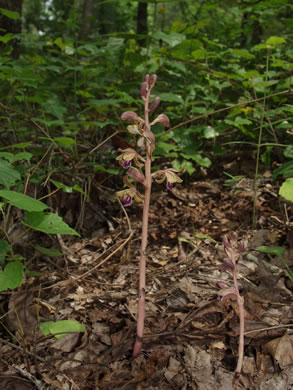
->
(0, 190, 48, 212)
(265, 36, 286, 47)
(0, 159, 21, 189)
(24, 212, 80, 236)
(54, 137, 76, 150)
(159, 93, 184, 104)
(172, 159, 195, 175)
(191, 49, 206, 60)
(43, 97, 67, 120)
(231, 49, 254, 59)
(0, 239, 10, 266)
(182, 152, 211, 167)
(279, 178, 293, 202)
(12, 152, 32, 162)
(257, 245, 285, 258)
(0, 8, 20, 20)
(154, 141, 178, 156)
(202, 126, 218, 139)
(34, 245, 63, 257)
(0, 33, 14, 43)
(0, 262, 24, 292)
(0, 153, 14, 162)
(153, 31, 185, 47)
(40, 320, 86, 339)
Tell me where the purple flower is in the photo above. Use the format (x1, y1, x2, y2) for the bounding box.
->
(123, 160, 132, 169)
(166, 182, 173, 191)
(123, 195, 133, 207)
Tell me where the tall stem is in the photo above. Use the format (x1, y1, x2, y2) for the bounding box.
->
(133, 87, 152, 357)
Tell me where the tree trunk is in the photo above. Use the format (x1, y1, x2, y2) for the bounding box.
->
(0, 0, 22, 58)
(136, 2, 148, 47)
(78, 0, 94, 41)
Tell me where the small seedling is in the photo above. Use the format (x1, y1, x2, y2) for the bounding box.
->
(217, 232, 245, 381)
(116, 74, 182, 357)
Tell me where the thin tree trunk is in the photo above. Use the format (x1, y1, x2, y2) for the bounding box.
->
(136, 2, 148, 47)
(78, 0, 93, 41)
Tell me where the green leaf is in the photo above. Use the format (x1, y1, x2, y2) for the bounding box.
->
(257, 245, 285, 258)
(40, 320, 86, 340)
(93, 165, 119, 175)
(34, 245, 63, 257)
(154, 141, 178, 156)
(279, 178, 293, 202)
(0, 190, 48, 212)
(51, 180, 73, 193)
(159, 93, 184, 104)
(273, 161, 293, 179)
(202, 126, 218, 139)
(0, 262, 24, 292)
(172, 159, 195, 175)
(88, 99, 121, 107)
(231, 49, 254, 59)
(191, 49, 206, 60)
(265, 36, 286, 47)
(0, 239, 11, 266)
(284, 146, 293, 159)
(153, 31, 185, 47)
(0, 159, 21, 189)
(194, 233, 217, 243)
(12, 152, 32, 163)
(0, 33, 14, 43)
(23, 212, 80, 236)
(54, 137, 76, 150)
(0, 8, 21, 20)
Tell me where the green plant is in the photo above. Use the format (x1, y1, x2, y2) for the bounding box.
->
(0, 150, 79, 292)
(116, 74, 182, 357)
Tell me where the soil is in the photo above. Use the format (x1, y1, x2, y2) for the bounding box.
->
(0, 156, 292, 390)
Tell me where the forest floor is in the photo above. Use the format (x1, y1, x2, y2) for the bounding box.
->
(0, 152, 293, 390)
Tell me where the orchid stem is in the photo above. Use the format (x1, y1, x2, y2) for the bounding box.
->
(132, 84, 152, 358)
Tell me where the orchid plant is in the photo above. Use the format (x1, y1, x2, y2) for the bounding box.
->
(218, 232, 245, 381)
(116, 74, 182, 357)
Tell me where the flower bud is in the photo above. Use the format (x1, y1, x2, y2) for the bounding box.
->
(128, 167, 145, 185)
(150, 113, 170, 128)
(149, 74, 157, 88)
(121, 111, 139, 122)
(144, 74, 150, 83)
(148, 97, 160, 113)
(140, 82, 147, 99)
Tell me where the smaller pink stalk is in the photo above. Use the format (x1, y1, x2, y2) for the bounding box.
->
(219, 233, 245, 380)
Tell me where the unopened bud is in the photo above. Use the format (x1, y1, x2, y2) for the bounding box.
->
(140, 82, 147, 99)
(149, 97, 160, 112)
(144, 74, 149, 83)
(150, 113, 170, 128)
(121, 111, 139, 122)
(128, 167, 145, 184)
(149, 74, 157, 88)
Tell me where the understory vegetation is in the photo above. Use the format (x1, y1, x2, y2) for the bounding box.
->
(0, 1, 292, 389)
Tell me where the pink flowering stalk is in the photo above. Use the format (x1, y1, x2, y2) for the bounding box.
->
(116, 75, 182, 357)
(218, 232, 245, 380)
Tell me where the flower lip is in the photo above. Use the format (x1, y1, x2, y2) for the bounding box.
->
(123, 195, 132, 207)
(123, 160, 132, 169)
(166, 182, 173, 191)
